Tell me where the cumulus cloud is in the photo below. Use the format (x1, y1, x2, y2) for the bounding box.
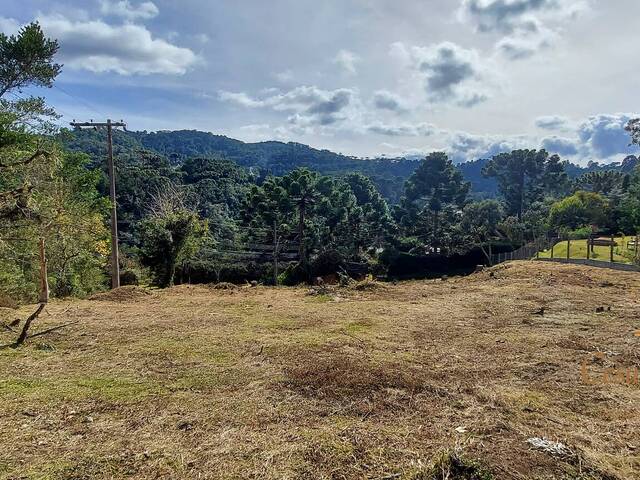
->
(100, 0, 159, 21)
(395, 41, 489, 107)
(535, 115, 572, 131)
(218, 91, 265, 108)
(578, 113, 638, 158)
(333, 49, 360, 75)
(0, 17, 20, 35)
(367, 122, 435, 137)
(541, 136, 578, 156)
(459, 0, 587, 34)
(221, 85, 439, 137)
(446, 131, 527, 163)
(459, 0, 590, 60)
(495, 26, 555, 60)
(36, 13, 198, 75)
(372, 90, 408, 112)
(219, 85, 356, 127)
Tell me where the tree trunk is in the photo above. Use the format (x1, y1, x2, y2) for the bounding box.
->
(15, 303, 46, 346)
(38, 237, 49, 304)
(518, 172, 525, 221)
(273, 220, 279, 285)
(298, 203, 306, 265)
(433, 209, 440, 250)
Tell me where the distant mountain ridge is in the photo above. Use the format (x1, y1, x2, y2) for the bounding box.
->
(62, 128, 639, 203)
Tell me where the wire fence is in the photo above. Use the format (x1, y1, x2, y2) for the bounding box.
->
(491, 236, 556, 265)
(491, 233, 640, 269)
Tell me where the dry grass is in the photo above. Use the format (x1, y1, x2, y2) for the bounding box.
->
(1, 261, 639, 479)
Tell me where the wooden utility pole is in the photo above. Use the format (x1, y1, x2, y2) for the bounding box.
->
(610, 235, 615, 263)
(38, 237, 49, 303)
(70, 119, 126, 289)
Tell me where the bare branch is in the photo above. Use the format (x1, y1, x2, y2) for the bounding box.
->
(27, 320, 80, 339)
(14, 303, 46, 346)
(0, 149, 50, 169)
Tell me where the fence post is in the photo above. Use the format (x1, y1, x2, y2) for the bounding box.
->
(566, 239, 571, 260)
(610, 235, 615, 263)
(586, 238, 590, 260)
(551, 242, 554, 259)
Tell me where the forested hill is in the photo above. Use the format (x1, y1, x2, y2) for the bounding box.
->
(61, 128, 639, 203)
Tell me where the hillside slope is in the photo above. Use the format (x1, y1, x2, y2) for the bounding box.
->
(62, 129, 639, 202)
(1, 261, 639, 479)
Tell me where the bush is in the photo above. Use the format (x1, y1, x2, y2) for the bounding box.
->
(120, 270, 139, 286)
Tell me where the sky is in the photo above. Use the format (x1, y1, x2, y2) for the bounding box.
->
(2, 0, 639, 164)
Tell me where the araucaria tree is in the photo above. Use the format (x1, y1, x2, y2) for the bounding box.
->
(399, 152, 469, 252)
(482, 149, 568, 220)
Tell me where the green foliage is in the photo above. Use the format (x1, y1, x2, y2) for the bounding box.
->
(618, 167, 640, 233)
(482, 150, 568, 220)
(0, 22, 109, 302)
(626, 118, 640, 147)
(0, 22, 61, 97)
(549, 191, 609, 231)
(399, 152, 469, 252)
(139, 203, 207, 288)
(575, 170, 626, 196)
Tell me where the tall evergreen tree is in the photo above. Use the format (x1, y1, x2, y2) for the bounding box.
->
(400, 152, 469, 250)
(482, 149, 567, 220)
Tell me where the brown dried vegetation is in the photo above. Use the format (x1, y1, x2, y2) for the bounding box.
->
(0, 261, 639, 479)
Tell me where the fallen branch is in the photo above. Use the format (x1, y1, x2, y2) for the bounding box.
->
(14, 303, 46, 346)
(27, 320, 80, 339)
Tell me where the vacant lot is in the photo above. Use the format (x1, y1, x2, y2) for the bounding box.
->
(1, 261, 639, 479)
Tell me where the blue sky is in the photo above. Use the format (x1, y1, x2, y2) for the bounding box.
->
(2, 0, 639, 164)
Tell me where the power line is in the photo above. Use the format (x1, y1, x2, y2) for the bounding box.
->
(53, 84, 106, 118)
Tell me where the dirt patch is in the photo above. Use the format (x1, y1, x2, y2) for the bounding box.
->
(282, 352, 425, 399)
(423, 451, 494, 480)
(349, 279, 387, 292)
(89, 286, 154, 302)
(209, 282, 238, 291)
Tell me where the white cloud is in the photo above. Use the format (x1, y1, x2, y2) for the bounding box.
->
(218, 91, 265, 108)
(219, 85, 357, 126)
(495, 24, 556, 60)
(446, 131, 528, 163)
(0, 17, 20, 35)
(372, 90, 408, 112)
(273, 69, 294, 83)
(396, 41, 490, 107)
(37, 13, 198, 75)
(535, 115, 572, 131)
(541, 136, 578, 156)
(333, 49, 360, 75)
(459, 0, 591, 60)
(459, 0, 588, 34)
(99, 0, 159, 21)
(578, 113, 638, 159)
(367, 122, 435, 137)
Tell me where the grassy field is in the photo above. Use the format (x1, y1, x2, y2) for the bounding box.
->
(1, 262, 640, 479)
(538, 236, 638, 264)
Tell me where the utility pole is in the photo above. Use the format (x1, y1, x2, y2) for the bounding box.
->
(70, 119, 126, 289)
